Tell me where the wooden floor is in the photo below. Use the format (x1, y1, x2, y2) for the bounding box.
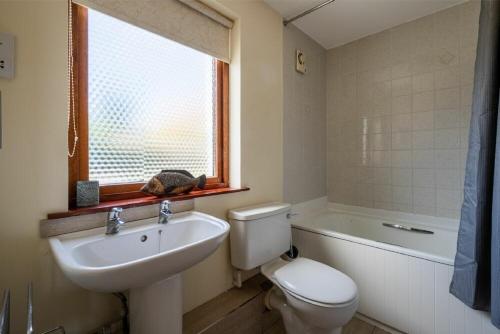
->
(264, 317, 390, 334)
(183, 274, 392, 334)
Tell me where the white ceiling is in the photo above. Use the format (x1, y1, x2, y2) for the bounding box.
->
(264, 0, 466, 49)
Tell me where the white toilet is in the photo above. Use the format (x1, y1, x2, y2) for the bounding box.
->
(228, 203, 359, 334)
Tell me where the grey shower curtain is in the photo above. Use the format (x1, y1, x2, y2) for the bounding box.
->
(449, 0, 500, 328)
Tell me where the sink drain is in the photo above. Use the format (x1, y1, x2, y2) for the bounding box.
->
(140, 235, 148, 242)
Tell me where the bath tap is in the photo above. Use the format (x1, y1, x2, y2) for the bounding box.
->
(27, 283, 66, 334)
(0, 289, 9, 334)
(27, 283, 33, 334)
(106, 207, 125, 235)
(158, 200, 173, 224)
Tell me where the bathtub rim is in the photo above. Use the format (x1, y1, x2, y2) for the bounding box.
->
(326, 202, 459, 232)
(290, 202, 459, 266)
(292, 223, 454, 266)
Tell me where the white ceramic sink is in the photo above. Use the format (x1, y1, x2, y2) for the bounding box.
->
(49, 211, 230, 293)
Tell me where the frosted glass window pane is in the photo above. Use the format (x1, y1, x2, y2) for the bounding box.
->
(88, 9, 216, 185)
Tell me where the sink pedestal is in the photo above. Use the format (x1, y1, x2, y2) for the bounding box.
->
(129, 274, 182, 334)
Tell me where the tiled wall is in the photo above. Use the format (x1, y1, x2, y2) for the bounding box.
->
(284, 24, 327, 204)
(326, 1, 480, 219)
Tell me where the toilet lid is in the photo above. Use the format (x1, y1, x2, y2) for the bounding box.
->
(274, 258, 357, 305)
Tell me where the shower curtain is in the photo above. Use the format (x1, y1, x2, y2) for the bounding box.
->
(450, 0, 500, 328)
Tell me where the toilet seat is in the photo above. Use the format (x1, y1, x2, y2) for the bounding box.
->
(261, 257, 358, 307)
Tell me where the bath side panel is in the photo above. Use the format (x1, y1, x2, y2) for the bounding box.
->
(292, 227, 500, 334)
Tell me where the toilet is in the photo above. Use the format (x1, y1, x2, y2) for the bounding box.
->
(228, 203, 359, 334)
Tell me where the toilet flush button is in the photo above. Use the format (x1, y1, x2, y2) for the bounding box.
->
(0, 32, 15, 80)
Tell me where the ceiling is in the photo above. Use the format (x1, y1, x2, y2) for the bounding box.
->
(264, 0, 466, 49)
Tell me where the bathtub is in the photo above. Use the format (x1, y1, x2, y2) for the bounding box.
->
(290, 201, 500, 334)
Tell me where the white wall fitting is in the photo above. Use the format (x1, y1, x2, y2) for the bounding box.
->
(0, 32, 15, 79)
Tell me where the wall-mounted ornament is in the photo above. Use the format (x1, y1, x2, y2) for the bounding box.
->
(296, 49, 306, 74)
(76, 180, 100, 207)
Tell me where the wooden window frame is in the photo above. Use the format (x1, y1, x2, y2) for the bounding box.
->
(68, 4, 229, 207)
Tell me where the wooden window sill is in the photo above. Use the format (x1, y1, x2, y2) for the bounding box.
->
(48, 187, 250, 220)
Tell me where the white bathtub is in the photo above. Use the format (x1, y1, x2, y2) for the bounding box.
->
(290, 202, 500, 334)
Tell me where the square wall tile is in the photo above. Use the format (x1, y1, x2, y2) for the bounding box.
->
(374, 167, 392, 185)
(370, 116, 392, 134)
(413, 150, 434, 168)
(413, 91, 434, 112)
(374, 184, 393, 202)
(435, 66, 460, 89)
(392, 150, 412, 168)
(392, 186, 413, 205)
(392, 168, 412, 186)
(392, 95, 413, 114)
(436, 168, 461, 189)
(435, 109, 461, 129)
(413, 168, 435, 187)
(435, 128, 460, 149)
(392, 62, 412, 79)
(392, 132, 412, 150)
(436, 188, 462, 211)
(392, 77, 412, 97)
(371, 133, 391, 151)
(435, 149, 460, 169)
(413, 187, 436, 207)
(372, 150, 392, 167)
(392, 114, 412, 132)
(412, 72, 434, 93)
(413, 130, 434, 149)
(435, 87, 460, 109)
(412, 111, 434, 130)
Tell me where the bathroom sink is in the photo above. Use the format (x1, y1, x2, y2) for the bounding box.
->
(49, 211, 230, 293)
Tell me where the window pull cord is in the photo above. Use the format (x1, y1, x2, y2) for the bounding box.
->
(67, 0, 78, 158)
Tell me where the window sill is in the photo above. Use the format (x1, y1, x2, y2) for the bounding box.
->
(48, 187, 250, 219)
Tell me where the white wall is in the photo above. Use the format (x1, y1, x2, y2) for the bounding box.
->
(0, 0, 283, 332)
(283, 24, 327, 204)
(0, 2, 119, 333)
(326, 1, 480, 219)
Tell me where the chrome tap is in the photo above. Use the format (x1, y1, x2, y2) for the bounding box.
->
(106, 207, 125, 235)
(26, 283, 33, 334)
(0, 288, 10, 334)
(158, 200, 173, 224)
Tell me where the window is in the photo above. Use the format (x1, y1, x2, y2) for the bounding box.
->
(69, 4, 229, 205)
